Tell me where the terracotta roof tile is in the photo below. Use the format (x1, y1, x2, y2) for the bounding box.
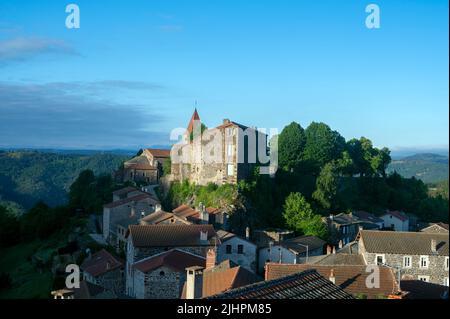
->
(133, 249, 205, 273)
(103, 193, 157, 209)
(81, 249, 123, 277)
(145, 148, 171, 158)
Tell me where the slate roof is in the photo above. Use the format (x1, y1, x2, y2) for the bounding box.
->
(128, 224, 217, 248)
(112, 187, 139, 196)
(133, 249, 205, 273)
(400, 280, 449, 299)
(208, 269, 353, 299)
(359, 230, 449, 256)
(306, 253, 365, 266)
(103, 193, 157, 209)
(265, 263, 398, 299)
(280, 236, 326, 254)
(352, 211, 384, 224)
(81, 249, 123, 277)
(124, 155, 156, 170)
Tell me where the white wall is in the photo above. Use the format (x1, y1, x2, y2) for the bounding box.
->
(381, 214, 409, 231)
(258, 246, 296, 273)
(217, 237, 257, 272)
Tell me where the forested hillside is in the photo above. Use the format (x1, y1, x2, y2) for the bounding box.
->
(387, 153, 448, 183)
(0, 150, 128, 211)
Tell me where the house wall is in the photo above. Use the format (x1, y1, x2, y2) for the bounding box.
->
(258, 246, 296, 274)
(134, 266, 186, 299)
(217, 237, 257, 273)
(381, 215, 409, 231)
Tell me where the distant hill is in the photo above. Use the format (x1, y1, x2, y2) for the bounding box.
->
(0, 150, 129, 210)
(387, 153, 449, 184)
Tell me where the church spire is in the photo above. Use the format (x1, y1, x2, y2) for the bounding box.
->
(187, 108, 200, 134)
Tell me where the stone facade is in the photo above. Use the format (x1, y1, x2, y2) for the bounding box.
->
(133, 265, 186, 299)
(84, 268, 124, 295)
(123, 149, 170, 184)
(170, 110, 269, 186)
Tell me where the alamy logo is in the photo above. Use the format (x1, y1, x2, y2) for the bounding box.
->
(65, 4, 80, 29)
(365, 4, 381, 29)
(65, 264, 80, 289)
(365, 264, 380, 289)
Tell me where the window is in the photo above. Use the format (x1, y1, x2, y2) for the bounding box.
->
(375, 254, 385, 265)
(226, 245, 232, 254)
(419, 256, 429, 269)
(444, 278, 449, 287)
(403, 256, 412, 268)
(445, 257, 449, 271)
(159, 271, 165, 276)
(227, 164, 234, 176)
(227, 144, 234, 157)
(418, 275, 430, 282)
(238, 244, 244, 254)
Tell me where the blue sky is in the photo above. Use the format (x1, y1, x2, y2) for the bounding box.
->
(0, 0, 448, 153)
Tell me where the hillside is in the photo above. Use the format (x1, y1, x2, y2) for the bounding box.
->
(387, 153, 449, 184)
(0, 150, 129, 210)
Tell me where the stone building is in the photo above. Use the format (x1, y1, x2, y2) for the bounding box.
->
(102, 188, 159, 247)
(131, 249, 205, 299)
(172, 204, 230, 230)
(123, 148, 170, 184)
(170, 109, 270, 185)
(358, 230, 449, 286)
(80, 249, 124, 295)
(421, 223, 449, 234)
(125, 224, 218, 296)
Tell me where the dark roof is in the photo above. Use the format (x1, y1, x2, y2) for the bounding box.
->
(216, 230, 256, 246)
(124, 155, 155, 170)
(307, 253, 365, 266)
(208, 269, 353, 299)
(382, 210, 409, 222)
(72, 281, 118, 299)
(112, 187, 138, 196)
(80, 249, 123, 277)
(103, 193, 157, 209)
(352, 211, 384, 224)
(140, 210, 177, 225)
(128, 224, 217, 248)
(329, 213, 361, 225)
(133, 249, 205, 273)
(359, 230, 449, 256)
(265, 263, 398, 299)
(280, 236, 326, 254)
(400, 280, 449, 299)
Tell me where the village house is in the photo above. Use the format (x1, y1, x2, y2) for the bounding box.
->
(122, 148, 170, 184)
(172, 203, 230, 229)
(325, 212, 381, 246)
(358, 230, 449, 286)
(181, 250, 260, 299)
(421, 223, 449, 234)
(258, 235, 326, 273)
(265, 263, 400, 299)
(139, 209, 189, 226)
(125, 224, 218, 296)
(208, 269, 353, 299)
(80, 249, 124, 295)
(102, 187, 160, 248)
(170, 109, 270, 186)
(380, 210, 410, 231)
(216, 229, 257, 273)
(131, 249, 205, 299)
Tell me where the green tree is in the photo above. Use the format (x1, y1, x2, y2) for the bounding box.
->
(278, 122, 306, 172)
(304, 122, 345, 173)
(283, 192, 328, 239)
(162, 157, 172, 176)
(313, 162, 339, 210)
(0, 205, 20, 247)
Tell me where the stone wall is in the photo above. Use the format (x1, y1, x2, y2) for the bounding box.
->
(134, 266, 186, 299)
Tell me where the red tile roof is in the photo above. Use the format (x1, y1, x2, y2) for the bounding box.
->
(383, 210, 408, 222)
(187, 109, 201, 134)
(145, 148, 171, 158)
(81, 249, 123, 277)
(133, 249, 205, 273)
(103, 193, 156, 209)
(265, 263, 398, 299)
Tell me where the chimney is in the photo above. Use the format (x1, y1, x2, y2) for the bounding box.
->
(332, 246, 336, 254)
(431, 239, 437, 253)
(199, 203, 209, 224)
(329, 269, 336, 284)
(185, 266, 204, 299)
(245, 227, 250, 241)
(223, 119, 231, 125)
(326, 245, 332, 255)
(338, 240, 343, 249)
(130, 204, 136, 217)
(155, 203, 162, 212)
(200, 231, 208, 243)
(206, 249, 216, 269)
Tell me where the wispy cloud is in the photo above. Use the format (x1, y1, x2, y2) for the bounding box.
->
(0, 81, 170, 149)
(0, 37, 78, 64)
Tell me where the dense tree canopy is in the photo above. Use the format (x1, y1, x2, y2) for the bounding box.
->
(278, 122, 306, 172)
